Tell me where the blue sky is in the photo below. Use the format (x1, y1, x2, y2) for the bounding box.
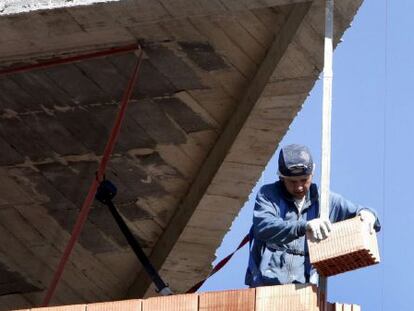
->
(199, 1, 412, 310)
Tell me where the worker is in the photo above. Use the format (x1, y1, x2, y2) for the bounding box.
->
(245, 144, 381, 287)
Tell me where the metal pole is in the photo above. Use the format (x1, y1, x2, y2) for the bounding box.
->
(320, 0, 334, 220)
(320, 0, 334, 309)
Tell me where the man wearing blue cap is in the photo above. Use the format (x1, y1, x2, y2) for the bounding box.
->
(245, 144, 381, 287)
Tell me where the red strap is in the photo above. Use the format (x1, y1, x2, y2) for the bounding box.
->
(41, 46, 143, 306)
(186, 233, 250, 293)
(0, 44, 138, 76)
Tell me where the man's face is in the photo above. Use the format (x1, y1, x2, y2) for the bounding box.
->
(282, 175, 313, 199)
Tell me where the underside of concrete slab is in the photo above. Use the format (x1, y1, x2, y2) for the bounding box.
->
(0, 0, 363, 308)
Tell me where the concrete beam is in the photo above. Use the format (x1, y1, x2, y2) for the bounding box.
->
(218, 0, 313, 10)
(126, 1, 312, 298)
(0, 0, 121, 15)
(0, 0, 313, 16)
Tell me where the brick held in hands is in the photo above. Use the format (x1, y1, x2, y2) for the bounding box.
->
(307, 216, 380, 277)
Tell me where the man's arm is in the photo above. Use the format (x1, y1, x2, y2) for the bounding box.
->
(252, 187, 307, 244)
(329, 192, 381, 232)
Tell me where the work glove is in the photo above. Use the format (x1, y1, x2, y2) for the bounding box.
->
(306, 218, 332, 241)
(358, 210, 376, 234)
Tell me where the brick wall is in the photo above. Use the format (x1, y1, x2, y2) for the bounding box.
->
(10, 284, 360, 311)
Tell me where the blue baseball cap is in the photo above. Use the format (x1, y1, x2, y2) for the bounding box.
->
(278, 144, 314, 177)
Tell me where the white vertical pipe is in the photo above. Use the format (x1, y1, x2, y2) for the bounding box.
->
(320, 0, 334, 219)
(320, 1, 334, 310)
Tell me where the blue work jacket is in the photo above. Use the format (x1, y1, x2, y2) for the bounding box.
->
(245, 181, 381, 287)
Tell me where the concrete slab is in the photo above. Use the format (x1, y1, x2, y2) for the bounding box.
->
(0, 0, 122, 16)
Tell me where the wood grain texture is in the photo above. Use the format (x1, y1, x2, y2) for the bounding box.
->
(190, 15, 257, 78)
(219, 0, 312, 11)
(128, 2, 311, 298)
(11, 203, 126, 299)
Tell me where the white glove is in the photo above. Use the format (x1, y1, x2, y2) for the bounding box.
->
(359, 210, 376, 234)
(306, 218, 332, 241)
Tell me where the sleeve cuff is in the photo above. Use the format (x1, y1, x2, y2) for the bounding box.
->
(297, 219, 308, 236)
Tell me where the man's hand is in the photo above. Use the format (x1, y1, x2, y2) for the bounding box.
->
(306, 218, 332, 240)
(359, 210, 376, 234)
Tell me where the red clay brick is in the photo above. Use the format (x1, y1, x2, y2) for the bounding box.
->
(87, 299, 141, 311)
(199, 288, 255, 311)
(256, 284, 319, 311)
(10, 287, 364, 311)
(35, 304, 86, 311)
(142, 294, 197, 311)
(308, 216, 380, 276)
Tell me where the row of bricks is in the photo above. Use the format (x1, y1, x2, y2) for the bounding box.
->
(10, 284, 360, 311)
(328, 303, 361, 311)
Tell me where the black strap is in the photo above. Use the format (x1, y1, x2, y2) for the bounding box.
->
(96, 180, 171, 295)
